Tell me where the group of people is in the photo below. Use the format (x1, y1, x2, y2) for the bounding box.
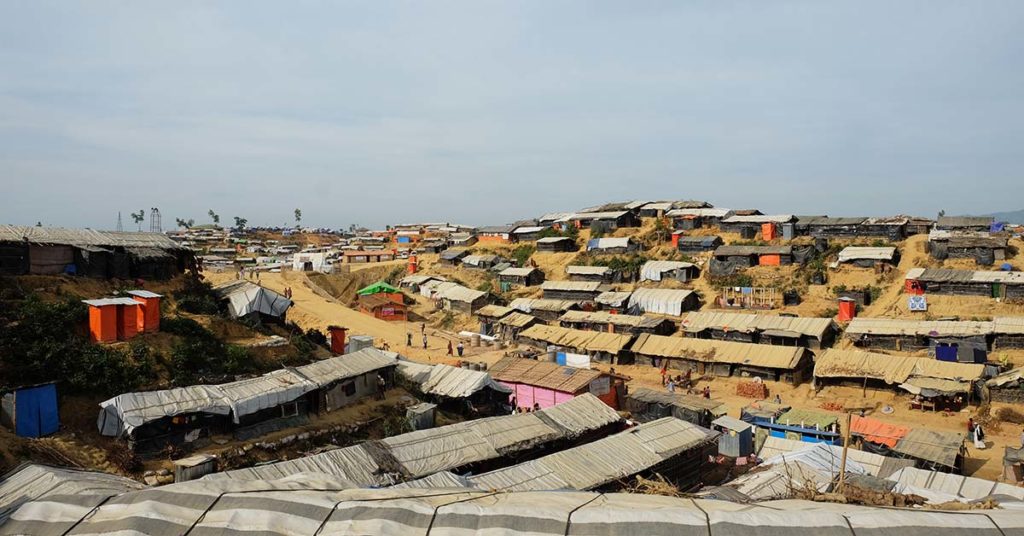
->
(405, 324, 464, 356)
(967, 418, 987, 450)
(509, 397, 541, 414)
(283, 286, 293, 299)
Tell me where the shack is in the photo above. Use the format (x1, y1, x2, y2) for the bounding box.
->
(719, 214, 795, 236)
(0, 225, 191, 279)
(630, 333, 813, 384)
(586, 237, 641, 254)
(570, 211, 641, 230)
(97, 349, 398, 453)
(836, 247, 899, 268)
(508, 298, 581, 322)
(668, 208, 733, 229)
(489, 357, 627, 409)
(291, 251, 328, 272)
(639, 260, 700, 282)
(439, 248, 469, 266)
(357, 294, 407, 321)
(751, 408, 841, 445)
(535, 236, 578, 252)
(627, 288, 700, 316)
(986, 369, 1024, 403)
(928, 231, 1007, 265)
(845, 318, 991, 362)
(517, 324, 636, 365)
(710, 245, 795, 275)
(475, 304, 514, 336)
(421, 281, 489, 315)
(541, 280, 606, 301)
(935, 216, 994, 232)
(565, 265, 619, 283)
(594, 291, 632, 311)
(342, 250, 396, 264)
(624, 386, 727, 427)
(511, 226, 549, 242)
(399, 274, 446, 292)
(711, 416, 754, 458)
(680, 311, 837, 349)
(859, 217, 910, 240)
(493, 312, 540, 341)
(905, 267, 1024, 300)
(558, 310, 676, 336)
(799, 216, 868, 238)
(497, 267, 545, 288)
(397, 361, 512, 416)
(476, 225, 517, 245)
(462, 254, 503, 270)
(676, 235, 723, 254)
(993, 317, 1024, 349)
(813, 349, 985, 404)
(212, 280, 292, 322)
(890, 428, 965, 473)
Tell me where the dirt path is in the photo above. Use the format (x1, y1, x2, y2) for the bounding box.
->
(205, 269, 505, 364)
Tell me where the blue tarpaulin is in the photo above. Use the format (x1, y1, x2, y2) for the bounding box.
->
(935, 345, 958, 362)
(556, 352, 567, 366)
(13, 384, 59, 438)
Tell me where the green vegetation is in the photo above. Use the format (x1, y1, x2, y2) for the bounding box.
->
(173, 276, 220, 314)
(164, 316, 254, 384)
(707, 273, 755, 288)
(511, 244, 535, 267)
(0, 297, 155, 396)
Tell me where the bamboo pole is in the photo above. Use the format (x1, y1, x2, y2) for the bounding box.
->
(838, 412, 852, 492)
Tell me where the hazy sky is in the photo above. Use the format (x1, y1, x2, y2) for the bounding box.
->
(2, 2, 1023, 230)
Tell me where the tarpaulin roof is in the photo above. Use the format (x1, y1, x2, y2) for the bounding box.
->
(509, 298, 580, 313)
(666, 208, 733, 217)
(467, 417, 718, 492)
(888, 466, 1024, 503)
(813, 349, 984, 385)
(0, 225, 181, 249)
(499, 267, 540, 277)
(400, 274, 446, 286)
(8, 480, 1024, 535)
(535, 236, 574, 244)
(850, 415, 909, 448)
(204, 394, 621, 485)
(756, 436, 914, 478)
(356, 281, 399, 295)
(424, 281, 487, 303)
(714, 245, 793, 256)
(631, 333, 805, 370)
(213, 280, 292, 318)
(397, 361, 511, 398)
(627, 288, 697, 316)
(681, 311, 834, 339)
(721, 214, 795, 223)
(586, 237, 634, 250)
(98, 349, 398, 437)
(775, 408, 839, 431)
(517, 325, 634, 354)
(892, 429, 964, 469)
(559, 310, 672, 329)
(845, 317, 993, 338)
(837, 246, 897, 262)
(495, 312, 537, 328)
(489, 357, 604, 393)
(565, 265, 614, 275)
(540, 280, 604, 292)
(626, 386, 727, 414)
(475, 304, 513, 319)
(0, 464, 144, 525)
(639, 260, 697, 282)
(905, 267, 1024, 285)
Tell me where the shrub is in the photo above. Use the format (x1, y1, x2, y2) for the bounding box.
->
(173, 276, 220, 314)
(511, 244, 535, 267)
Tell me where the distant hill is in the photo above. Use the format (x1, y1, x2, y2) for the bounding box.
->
(985, 209, 1024, 225)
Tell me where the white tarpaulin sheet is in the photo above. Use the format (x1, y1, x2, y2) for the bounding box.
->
(214, 280, 292, 318)
(565, 353, 590, 369)
(628, 288, 696, 316)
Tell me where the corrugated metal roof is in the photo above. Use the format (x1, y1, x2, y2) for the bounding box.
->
(904, 267, 1024, 285)
(626, 387, 727, 413)
(681, 311, 834, 340)
(571, 211, 629, 220)
(495, 312, 538, 328)
(595, 291, 632, 307)
(536, 236, 574, 244)
(586, 237, 634, 250)
(776, 408, 839, 430)
(936, 216, 993, 228)
(845, 318, 993, 337)
(490, 357, 604, 393)
(631, 333, 805, 370)
(537, 392, 622, 434)
(837, 247, 897, 262)
(512, 226, 547, 234)
(666, 208, 733, 218)
(517, 325, 634, 354)
(426, 281, 487, 303)
(382, 425, 500, 477)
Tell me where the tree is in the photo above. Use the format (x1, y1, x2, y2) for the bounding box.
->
(294, 208, 302, 225)
(208, 209, 220, 225)
(233, 216, 248, 231)
(35, 221, 42, 227)
(175, 218, 194, 229)
(130, 209, 145, 231)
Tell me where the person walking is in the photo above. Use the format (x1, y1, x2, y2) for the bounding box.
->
(376, 373, 387, 400)
(422, 333, 428, 349)
(703, 386, 711, 399)
(667, 379, 676, 393)
(407, 332, 412, 346)
(447, 340, 454, 356)
(457, 341, 464, 357)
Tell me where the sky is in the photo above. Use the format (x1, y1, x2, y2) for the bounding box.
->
(2, 1, 1024, 230)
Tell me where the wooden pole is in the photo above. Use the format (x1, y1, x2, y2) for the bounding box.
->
(838, 412, 852, 492)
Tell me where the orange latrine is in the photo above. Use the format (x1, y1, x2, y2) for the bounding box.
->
(127, 290, 162, 333)
(759, 254, 782, 266)
(83, 297, 142, 342)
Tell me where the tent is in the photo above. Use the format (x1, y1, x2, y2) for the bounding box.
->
(357, 281, 400, 296)
(0, 383, 59, 438)
(212, 281, 292, 320)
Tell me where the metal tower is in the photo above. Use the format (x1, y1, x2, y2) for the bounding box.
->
(150, 208, 162, 233)
(116, 212, 123, 232)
